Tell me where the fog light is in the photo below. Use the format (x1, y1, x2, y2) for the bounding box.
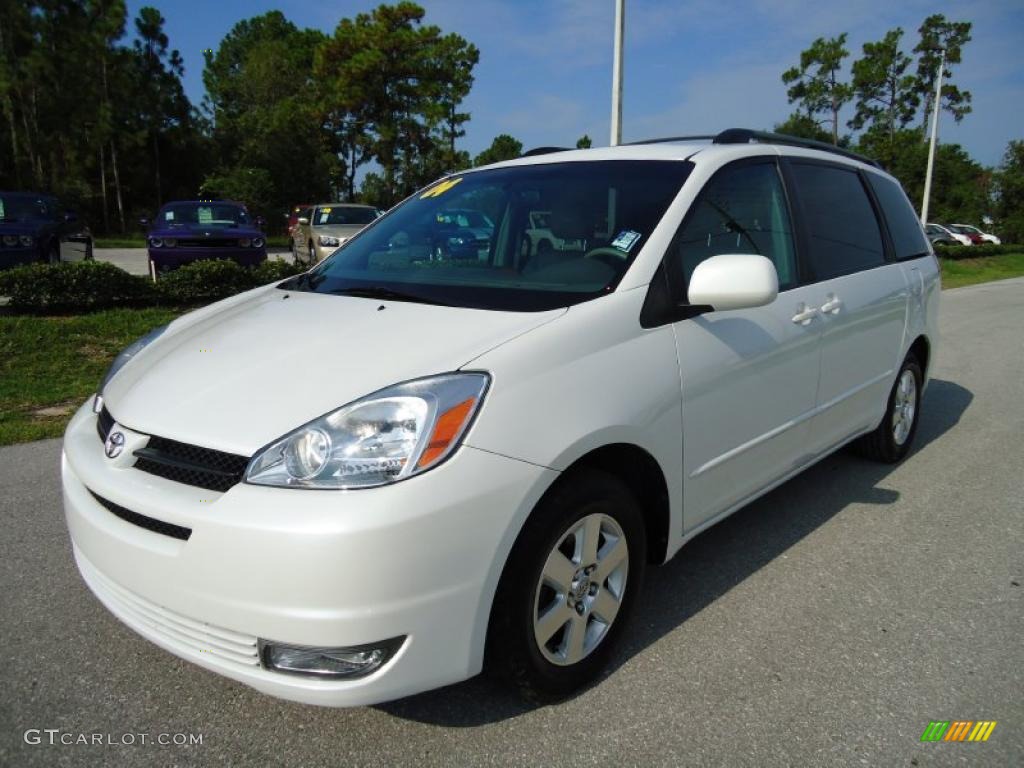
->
(260, 637, 404, 679)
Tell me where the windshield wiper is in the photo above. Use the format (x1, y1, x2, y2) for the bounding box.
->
(329, 286, 450, 306)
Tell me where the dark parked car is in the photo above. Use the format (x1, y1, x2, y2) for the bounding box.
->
(142, 200, 266, 277)
(432, 208, 494, 260)
(0, 190, 92, 269)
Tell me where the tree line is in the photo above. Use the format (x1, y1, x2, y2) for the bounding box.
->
(775, 13, 1022, 239)
(0, 1, 495, 233)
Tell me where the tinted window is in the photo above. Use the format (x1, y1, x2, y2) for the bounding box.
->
(866, 173, 930, 260)
(284, 160, 692, 312)
(669, 161, 797, 291)
(791, 163, 884, 280)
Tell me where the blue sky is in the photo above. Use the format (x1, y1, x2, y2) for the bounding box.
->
(128, 0, 1022, 167)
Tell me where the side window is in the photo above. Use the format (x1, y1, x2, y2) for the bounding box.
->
(866, 173, 931, 260)
(790, 163, 885, 280)
(670, 162, 797, 292)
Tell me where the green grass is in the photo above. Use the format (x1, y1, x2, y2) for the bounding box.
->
(940, 252, 1024, 289)
(0, 308, 180, 445)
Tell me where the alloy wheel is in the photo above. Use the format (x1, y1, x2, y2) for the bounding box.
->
(533, 513, 629, 667)
(892, 369, 917, 445)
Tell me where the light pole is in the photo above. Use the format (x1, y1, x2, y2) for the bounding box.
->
(610, 0, 625, 146)
(920, 48, 945, 224)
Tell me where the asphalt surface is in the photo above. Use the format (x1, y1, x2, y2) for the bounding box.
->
(2, 278, 1022, 767)
(94, 247, 294, 276)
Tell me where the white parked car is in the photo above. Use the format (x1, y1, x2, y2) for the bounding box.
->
(926, 222, 972, 246)
(62, 129, 939, 707)
(950, 223, 1001, 245)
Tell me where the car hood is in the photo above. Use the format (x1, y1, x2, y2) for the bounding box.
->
(312, 223, 366, 238)
(104, 287, 565, 455)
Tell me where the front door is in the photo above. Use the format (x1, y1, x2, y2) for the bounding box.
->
(665, 159, 823, 531)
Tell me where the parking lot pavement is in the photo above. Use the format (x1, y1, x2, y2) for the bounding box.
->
(94, 247, 295, 276)
(1, 278, 1022, 767)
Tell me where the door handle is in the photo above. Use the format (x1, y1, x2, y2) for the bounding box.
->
(791, 304, 819, 325)
(820, 295, 842, 314)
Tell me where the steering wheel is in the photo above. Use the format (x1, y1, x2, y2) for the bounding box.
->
(583, 247, 629, 267)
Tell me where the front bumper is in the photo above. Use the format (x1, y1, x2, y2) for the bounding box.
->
(62, 401, 555, 706)
(148, 248, 266, 269)
(0, 246, 40, 268)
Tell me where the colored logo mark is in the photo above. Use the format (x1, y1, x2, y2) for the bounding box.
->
(920, 721, 997, 742)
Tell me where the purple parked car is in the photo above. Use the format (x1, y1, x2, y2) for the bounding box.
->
(142, 200, 267, 278)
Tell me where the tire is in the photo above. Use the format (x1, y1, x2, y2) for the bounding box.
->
(852, 354, 922, 463)
(308, 242, 316, 265)
(485, 468, 646, 701)
(84, 239, 94, 260)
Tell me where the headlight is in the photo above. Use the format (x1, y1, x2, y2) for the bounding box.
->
(238, 237, 252, 248)
(98, 324, 168, 395)
(252, 237, 265, 248)
(318, 235, 340, 247)
(19, 235, 33, 247)
(149, 237, 163, 248)
(2, 235, 16, 246)
(246, 373, 489, 489)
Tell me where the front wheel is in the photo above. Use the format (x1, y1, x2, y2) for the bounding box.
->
(486, 469, 646, 700)
(852, 354, 922, 463)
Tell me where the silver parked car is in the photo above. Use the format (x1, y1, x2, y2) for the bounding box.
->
(292, 203, 381, 265)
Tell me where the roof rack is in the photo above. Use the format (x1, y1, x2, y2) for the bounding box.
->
(521, 146, 571, 157)
(713, 128, 881, 168)
(625, 128, 881, 168)
(623, 135, 716, 146)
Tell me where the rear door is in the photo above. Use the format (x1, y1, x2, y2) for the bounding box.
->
(784, 160, 910, 454)
(665, 158, 825, 530)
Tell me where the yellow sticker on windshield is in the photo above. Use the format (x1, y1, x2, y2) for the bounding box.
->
(321, 207, 332, 213)
(421, 177, 463, 199)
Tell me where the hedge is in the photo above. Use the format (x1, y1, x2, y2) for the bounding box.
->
(934, 243, 1023, 260)
(0, 258, 304, 314)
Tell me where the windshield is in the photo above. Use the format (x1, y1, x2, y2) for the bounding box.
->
(158, 202, 249, 228)
(283, 160, 692, 311)
(0, 193, 52, 222)
(313, 206, 380, 226)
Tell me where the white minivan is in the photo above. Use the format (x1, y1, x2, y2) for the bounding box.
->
(62, 130, 939, 706)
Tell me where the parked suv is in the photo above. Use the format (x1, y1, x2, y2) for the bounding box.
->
(0, 190, 92, 268)
(62, 129, 938, 707)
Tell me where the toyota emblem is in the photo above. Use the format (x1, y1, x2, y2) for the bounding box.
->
(104, 431, 125, 459)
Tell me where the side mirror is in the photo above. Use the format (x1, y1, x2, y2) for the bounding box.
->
(687, 254, 778, 311)
(297, 217, 309, 226)
(139, 217, 150, 228)
(64, 210, 78, 223)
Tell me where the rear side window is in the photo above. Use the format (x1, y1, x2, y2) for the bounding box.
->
(790, 163, 885, 280)
(866, 173, 931, 260)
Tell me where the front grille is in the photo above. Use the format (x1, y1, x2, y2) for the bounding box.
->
(76, 548, 260, 670)
(89, 490, 192, 541)
(174, 239, 238, 248)
(96, 406, 115, 442)
(133, 435, 249, 492)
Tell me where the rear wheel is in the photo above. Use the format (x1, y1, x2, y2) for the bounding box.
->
(486, 469, 646, 700)
(852, 354, 922, 463)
